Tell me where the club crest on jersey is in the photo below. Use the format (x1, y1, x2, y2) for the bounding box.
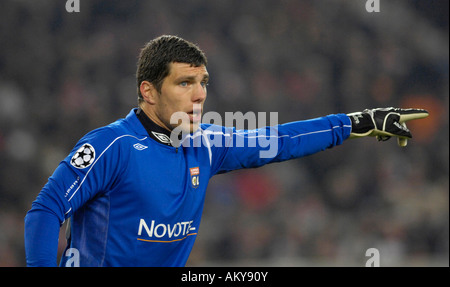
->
(189, 167, 200, 188)
(70, 143, 95, 169)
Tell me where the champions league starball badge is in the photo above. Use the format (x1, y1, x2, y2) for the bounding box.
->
(70, 143, 96, 169)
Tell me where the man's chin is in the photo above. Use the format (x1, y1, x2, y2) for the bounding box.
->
(176, 122, 200, 134)
(189, 122, 201, 133)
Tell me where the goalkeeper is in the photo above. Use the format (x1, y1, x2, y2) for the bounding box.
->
(24, 35, 428, 267)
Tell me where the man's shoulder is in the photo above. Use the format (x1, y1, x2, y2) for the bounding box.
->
(199, 123, 233, 134)
(75, 111, 146, 150)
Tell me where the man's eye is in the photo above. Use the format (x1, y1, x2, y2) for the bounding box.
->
(201, 81, 209, 88)
(180, 82, 188, 87)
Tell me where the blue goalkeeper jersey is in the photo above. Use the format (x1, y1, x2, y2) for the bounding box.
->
(25, 108, 351, 267)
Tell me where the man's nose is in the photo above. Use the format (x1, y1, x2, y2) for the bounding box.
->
(192, 83, 207, 102)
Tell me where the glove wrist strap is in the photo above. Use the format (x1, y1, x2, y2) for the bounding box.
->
(348, 112, 374, 136)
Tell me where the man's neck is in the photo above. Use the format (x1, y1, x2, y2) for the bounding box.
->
(135, 108, 173, 146)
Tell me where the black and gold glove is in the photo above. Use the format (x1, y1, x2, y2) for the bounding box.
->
(347, 107, 429, 147)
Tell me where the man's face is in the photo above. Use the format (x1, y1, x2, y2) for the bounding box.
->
(153, 62, 209, 133)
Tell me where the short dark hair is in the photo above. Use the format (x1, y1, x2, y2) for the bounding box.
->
(136, 35, 208, 104)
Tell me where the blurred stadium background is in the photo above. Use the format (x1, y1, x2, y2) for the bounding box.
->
(0, 0, 448, 266)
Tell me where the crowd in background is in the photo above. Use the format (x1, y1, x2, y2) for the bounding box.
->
(0, 0, 448, 266)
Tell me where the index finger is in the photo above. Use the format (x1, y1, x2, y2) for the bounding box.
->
(397, 108, 429, 123)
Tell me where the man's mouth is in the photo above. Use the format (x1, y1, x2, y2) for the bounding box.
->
(188, 110, 202, 122)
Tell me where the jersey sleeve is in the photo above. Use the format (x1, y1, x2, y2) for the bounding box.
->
(24, 127, 125, 266)
(208, 114, 351, 174)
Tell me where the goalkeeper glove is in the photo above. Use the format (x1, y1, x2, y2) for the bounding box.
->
(347, 107, 429, 147)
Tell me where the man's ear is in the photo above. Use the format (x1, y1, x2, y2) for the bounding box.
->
(140, 81, 158, 105)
